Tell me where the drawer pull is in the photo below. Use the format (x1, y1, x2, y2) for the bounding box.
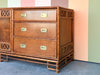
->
(21, 13, 27, 17)
(20, 44, 26, 48)
(41, 28, 47, 33)
(40, 46, 47, 50)
(21, 28, 27, 32)
(41, 13, 47, 18)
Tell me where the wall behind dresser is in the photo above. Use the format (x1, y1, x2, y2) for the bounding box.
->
(69, 0, 88, 61)
(0, 0, 68, 8)
(8, 0, 21, 7)
(0, 0, 7, 8)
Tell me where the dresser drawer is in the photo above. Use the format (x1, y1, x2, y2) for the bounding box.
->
(14, 10, 56, 21)
(14, 22, 56, 39)
(14, 37, 56, 59)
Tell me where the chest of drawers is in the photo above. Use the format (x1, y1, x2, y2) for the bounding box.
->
(0, 7, 74, 73)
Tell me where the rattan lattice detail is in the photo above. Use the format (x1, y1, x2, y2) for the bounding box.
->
(1, 10, 10, 16)
(62, 44, 73, 53)
(68, 12, 73, 17)
(0, 42, 10, 50)
(60, 10, 66, 17)
(60, 10, 73, 17)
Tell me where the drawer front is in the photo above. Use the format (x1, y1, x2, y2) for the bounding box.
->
(14, 10, 56, 21)
(14, 23, 56, 39)
(14, 37, 56, 59)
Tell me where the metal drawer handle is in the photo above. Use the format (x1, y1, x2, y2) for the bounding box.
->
(41, 28, 47, 33)
(21, 13, 27, 17)
(21, 28, 27, 32)
(20, 44, 26, 48)
(41, 13, 47, 18)
(40, 46, 47, 50)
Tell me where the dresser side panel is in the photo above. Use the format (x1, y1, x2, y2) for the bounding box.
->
(59, 7, 74, 59)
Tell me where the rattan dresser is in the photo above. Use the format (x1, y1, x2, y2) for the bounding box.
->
(0, 7, 74, 73)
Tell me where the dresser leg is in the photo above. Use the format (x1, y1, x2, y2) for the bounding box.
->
(47, 61, 59, 73)
(56, 62, 59, 73)
(6, 56, 8, 62)
(0, 54, 2, 62)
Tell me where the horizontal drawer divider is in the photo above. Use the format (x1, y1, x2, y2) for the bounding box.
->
(13, 20, 57, 22)
(13, 36, 56, 41)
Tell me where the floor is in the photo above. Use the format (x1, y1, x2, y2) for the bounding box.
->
(0, 60, 100, 75)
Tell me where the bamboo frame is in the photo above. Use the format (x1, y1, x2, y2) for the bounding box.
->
(0, 50, 73, 73)
(0, 6, 74, 73)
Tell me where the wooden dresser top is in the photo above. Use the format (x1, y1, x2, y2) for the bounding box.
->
(0, 6, 73, 11)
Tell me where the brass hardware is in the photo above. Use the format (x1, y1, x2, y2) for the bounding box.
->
(41, 13, 47, 18)
(21, 28, 27, 32)
(20, 44, 26, 48)
(21, 13, 27, 17)
(40, 46, 47, 50)
(41, 28, 47, 33)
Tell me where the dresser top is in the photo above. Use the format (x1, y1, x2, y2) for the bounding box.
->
(0, 6, 73, 11)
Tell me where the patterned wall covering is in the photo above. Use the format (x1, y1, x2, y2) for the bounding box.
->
(8, 0, 21, 7)
(35, 0, 51, 7)
(0, 0, 68, 7)
(0, 0, 7, 8)
(51, 0, 68, 8)
(21, 0, 35, 7)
